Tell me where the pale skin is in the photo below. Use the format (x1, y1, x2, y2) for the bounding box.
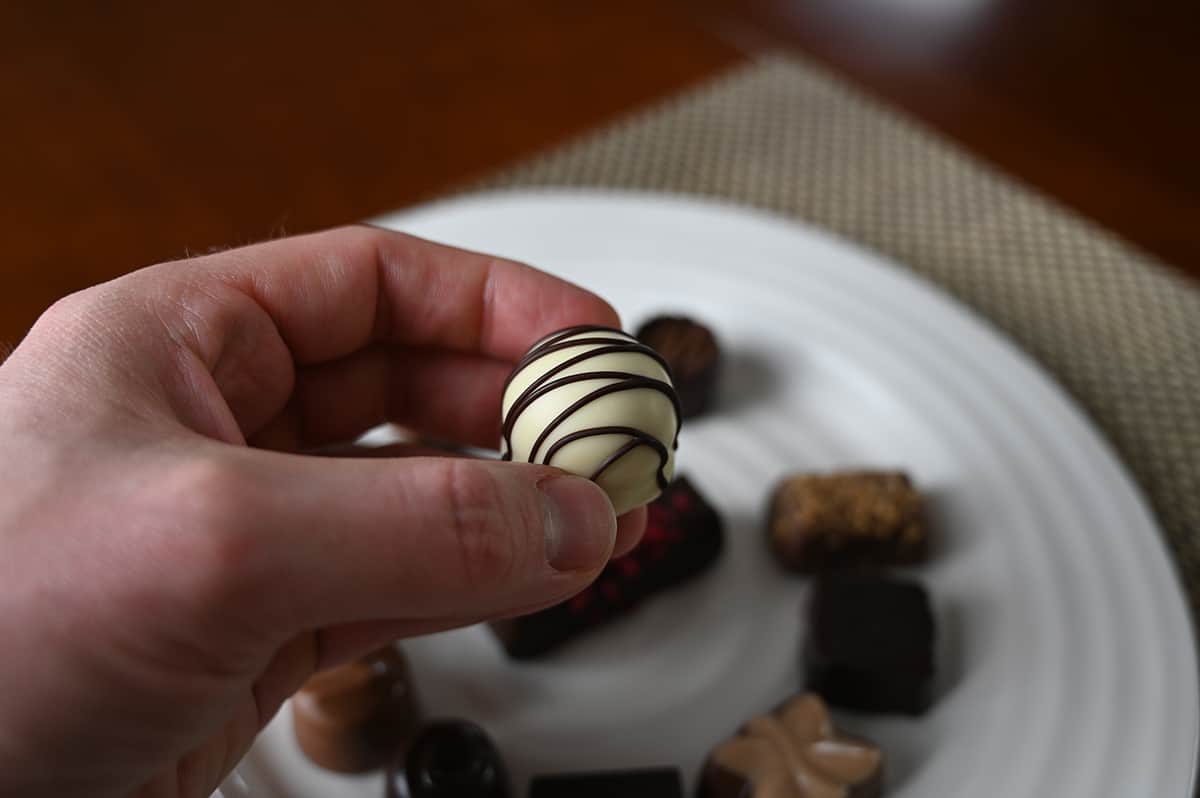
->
(0, 226, 646, 798)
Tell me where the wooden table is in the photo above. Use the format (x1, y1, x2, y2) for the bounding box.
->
(2, 0, 1196, 346)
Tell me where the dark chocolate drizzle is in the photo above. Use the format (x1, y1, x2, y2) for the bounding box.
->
(556, 426, 671, 487)
(500, 327, 681, 491)
(527, 324, 632, 352)
(503, 332, 672, 393)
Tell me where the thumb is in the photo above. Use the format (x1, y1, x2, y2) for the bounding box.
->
(202, 449, 619, 636)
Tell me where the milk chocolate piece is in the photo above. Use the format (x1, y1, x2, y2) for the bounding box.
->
(501, 325, 682, 515)
(635, 315, 720, 419)
(529, 767, 683, 797)
(699, 693, 882, 798)
(768, 471, 928, 573)
(492, 474, 723, 659)
(805, 573, 935, 715)
(292, 645, 419, 773)
(385, 721, 510, 798)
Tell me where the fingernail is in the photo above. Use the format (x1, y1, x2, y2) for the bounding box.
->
(539, 476, 616, 572)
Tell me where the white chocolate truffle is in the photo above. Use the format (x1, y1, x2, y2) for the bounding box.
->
(500, 325, 681, 516)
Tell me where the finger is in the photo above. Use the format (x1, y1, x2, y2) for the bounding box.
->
(250, 632, 319, 729)
(301, 440, 643, 554)
(190, 224, 619, 365)
(300, 442, 645, 558)
(247, 345, 510, 450)
(187, 448, 619, 637)
(613, 505, 648, 558)
(301, 505, 645, 668)
(304, 591, 576, 669)
(304, 441, 467, 459)
(42, 226, 620, 442)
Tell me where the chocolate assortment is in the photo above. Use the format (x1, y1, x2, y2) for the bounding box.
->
(501, 325, 682, 515)
(768, 471, 928, 573)
(385, 721, 510, 798)
(700, 693, 883, 798)
(491, 474, 723, 659)
(805, 573, 936, 715)
(291, 645, 419, 773)
(529, 767, 684, 797)
(635, 315, 721, 419)
(279, 318, 965, 795)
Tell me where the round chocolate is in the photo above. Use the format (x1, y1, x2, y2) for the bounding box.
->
(634, 315, 720, 419)
(501, 325, 681, 515)
(386, 721, 510, 798)
(291, 645, 419, 773)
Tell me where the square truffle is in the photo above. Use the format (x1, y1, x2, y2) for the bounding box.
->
(768, 470, 928, 573)
(491, 475, 723, 659)
(530, 767, 683, 798)
(804, 573, 936, 715)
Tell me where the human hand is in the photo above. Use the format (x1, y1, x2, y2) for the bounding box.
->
(0, 226, 646, 798)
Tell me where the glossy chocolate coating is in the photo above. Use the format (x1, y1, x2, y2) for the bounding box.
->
(501, 325, 681, 515)
(385, 721, 510, 798)
(635, 314, 720, 419)
(699, 693, 882, 798)
(491, 474, 723, 659)
(529, 767, 683, 797)
(291, 645, 419, 773)
(805, 573, 936, 715)
(768, 470, 928, 573)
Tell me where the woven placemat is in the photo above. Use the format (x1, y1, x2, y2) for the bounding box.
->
(471, 54, 1200, 617)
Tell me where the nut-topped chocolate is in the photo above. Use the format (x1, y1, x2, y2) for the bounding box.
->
(700, 693, 882, 798)
(291, 645, 419, 773)
(768, 470, 928, 573)
(501, 325, 681, 515)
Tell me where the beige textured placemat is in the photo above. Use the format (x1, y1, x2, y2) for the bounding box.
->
(472, 54, 1200, 615)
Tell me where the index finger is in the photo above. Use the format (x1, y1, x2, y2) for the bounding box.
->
(198, 224, 620, 365)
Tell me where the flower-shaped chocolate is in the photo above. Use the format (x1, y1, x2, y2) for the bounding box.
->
(702, 693, 882, 798)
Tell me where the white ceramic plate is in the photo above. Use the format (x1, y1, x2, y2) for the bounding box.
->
(221, 190, 1198, 798)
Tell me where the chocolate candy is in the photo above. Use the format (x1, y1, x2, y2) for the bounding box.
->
(768, 471, 928, 573)
(805, 573, 936, 715)
(529, 767, 683, 797)
(491, 475, 723, 659)
(699, 693, 882, 798)
(291, 645, 419, 773)
(501, 325, 681, 515)
(385, 721, 510, 798)
(634, 315, 720, 419)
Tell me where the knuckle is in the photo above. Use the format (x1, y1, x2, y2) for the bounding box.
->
(170, 456, 250, 528)
(442, 460, 523, 592)
(160, 455, 262, 606)
(37, 290, 96, 332)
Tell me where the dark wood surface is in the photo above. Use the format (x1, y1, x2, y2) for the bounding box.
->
(0, 2, 742, 345)
(2, 1, 1196, 345)
(696, 0, 1200, 276)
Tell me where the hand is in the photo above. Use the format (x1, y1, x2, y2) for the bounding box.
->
(0, 226, 646, 798)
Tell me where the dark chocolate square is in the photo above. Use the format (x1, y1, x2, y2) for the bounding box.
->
(804, 573, 935, 715)
(491, 475, 723, 659)
(529, 767, 683, 798)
